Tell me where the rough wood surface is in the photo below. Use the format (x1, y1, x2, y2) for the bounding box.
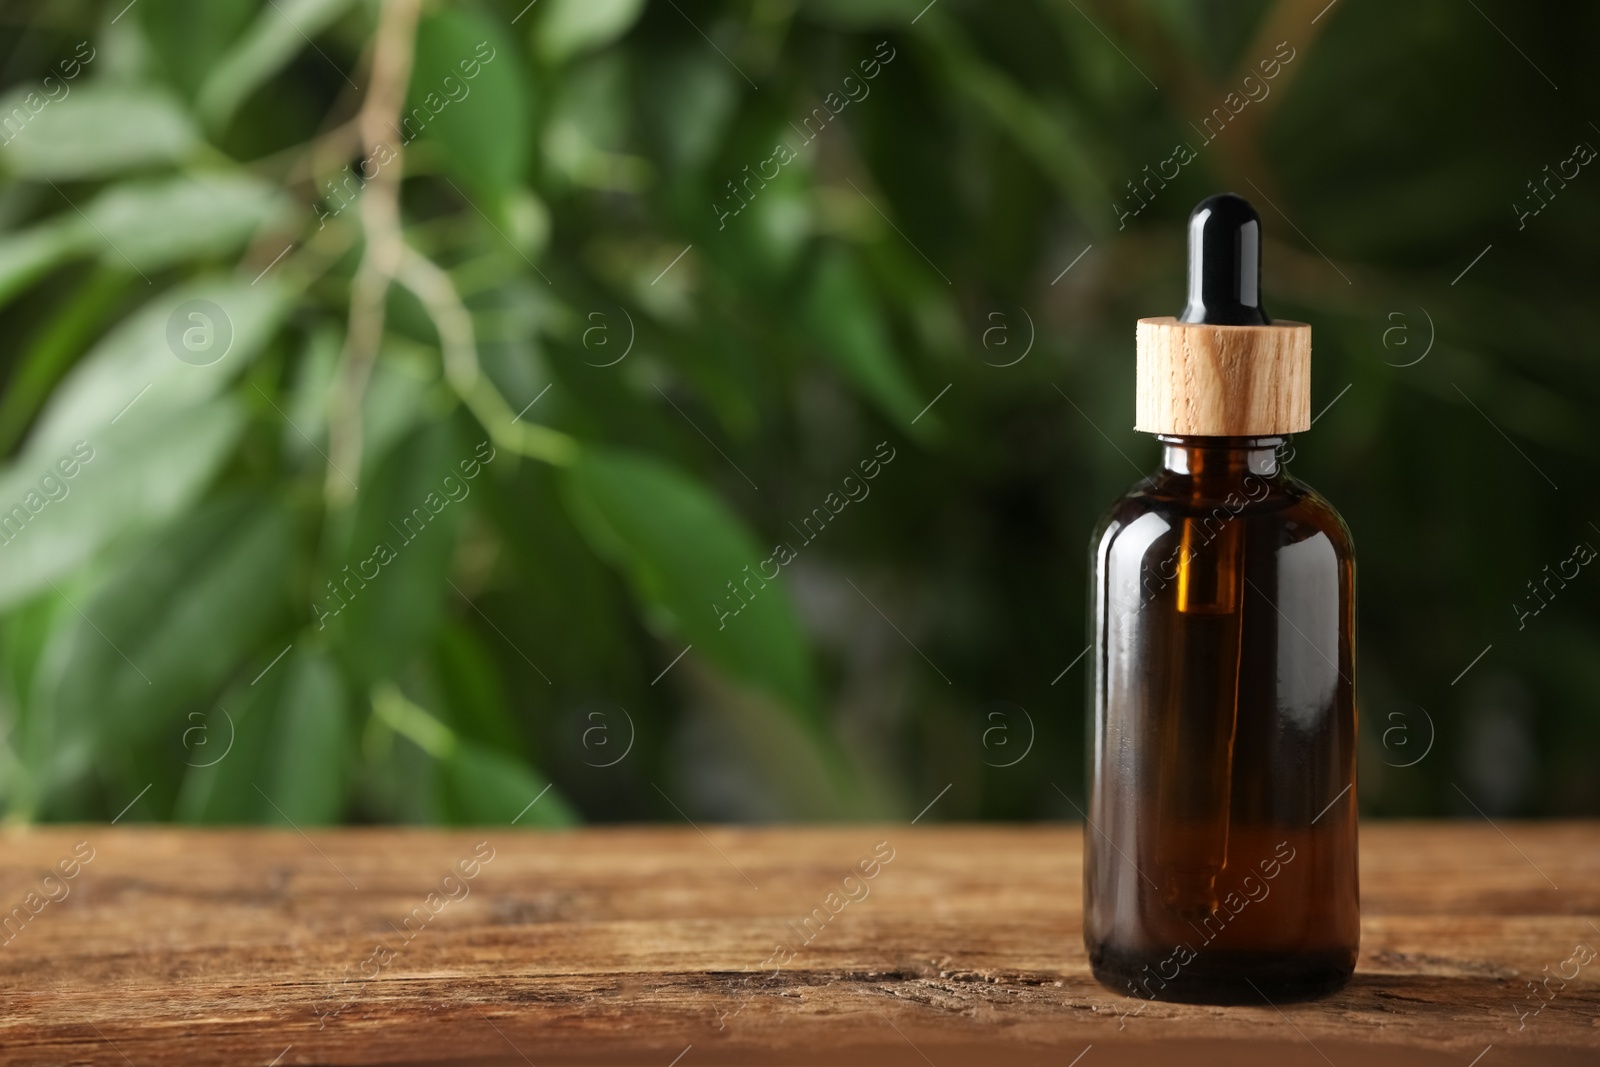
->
(1135, 316, 1311, 436)
(0, 823, 1596, 1066)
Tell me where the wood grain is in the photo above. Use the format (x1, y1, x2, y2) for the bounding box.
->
(0, 823, 1596, 1066)
(1135, 316, 1312, 436)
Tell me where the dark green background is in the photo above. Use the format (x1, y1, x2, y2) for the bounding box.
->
(0, 0, 1593, 825)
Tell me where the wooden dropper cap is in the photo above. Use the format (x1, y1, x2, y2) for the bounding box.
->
(1135, 193, 1310, 436)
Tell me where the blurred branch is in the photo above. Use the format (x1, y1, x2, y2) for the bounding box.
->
(251, 117, 364, 187)
(396, 248, 578, 467)
(325, 0, 422, 507)
(1233, 0, 1336, 132)
(1084, 0, 1337, 208)
(302, 0, 573, 474)
(1214, 0, 1339, 202)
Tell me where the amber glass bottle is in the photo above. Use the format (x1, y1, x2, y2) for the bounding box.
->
(1083, 195, 1358, 1004)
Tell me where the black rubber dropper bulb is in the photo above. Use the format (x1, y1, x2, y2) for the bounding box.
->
(1178, 193, 1270, 326)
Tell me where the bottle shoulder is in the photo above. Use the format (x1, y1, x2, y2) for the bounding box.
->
(1281, 475, 1356, 557)
(1092, 471, 1354, 558)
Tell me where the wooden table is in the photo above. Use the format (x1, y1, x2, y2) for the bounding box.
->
(0, 823, 1595, 1065)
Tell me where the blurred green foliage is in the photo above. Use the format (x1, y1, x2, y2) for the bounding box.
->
(0, 0, 1594, 826)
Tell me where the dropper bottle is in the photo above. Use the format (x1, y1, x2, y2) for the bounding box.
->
(1082, 193, 1359, 1004)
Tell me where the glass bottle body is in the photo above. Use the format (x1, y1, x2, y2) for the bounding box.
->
(1084, 436, 1358, 1004)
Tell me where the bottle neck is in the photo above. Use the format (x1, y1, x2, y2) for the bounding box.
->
(1155, 435, 1289, 481)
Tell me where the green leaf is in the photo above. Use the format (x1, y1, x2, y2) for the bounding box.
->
(0, 278, 282, 607)
(542, 56, 640, 192)
(801, 0, 924, 28)
(478, 462, 638, 697)
(535, 0, 647, 64)
(802, 249, 931, 435)
(561, 446, 819, 727)
(435, 621, 524, 754)
(260, 649, 348, 825)
(407, 9, 530, 197)
(0, 270, 133, 452)
(437, 741, 576, 826)
(0, 175, 286, 306)
(173, 676, 283, 824)
(138, 0, 259, 100)
(26, 493, 295, 814)
(641, 51, 738, 173)
(915, 21, 1109, 222)
(0, 587, 64, 745)
(0, 85, 197, 179)
(84, 173, 292, 273)
(25, 277, 288, 460)
(197, 0, 360, 130)
(177, 644, 353, 826)
(0, 218, 90, 306)
(317, 423, 477, 683)
(0, 276, 276, 601)
(0, 402, 247, 610)
(356, 341, 437, 478)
